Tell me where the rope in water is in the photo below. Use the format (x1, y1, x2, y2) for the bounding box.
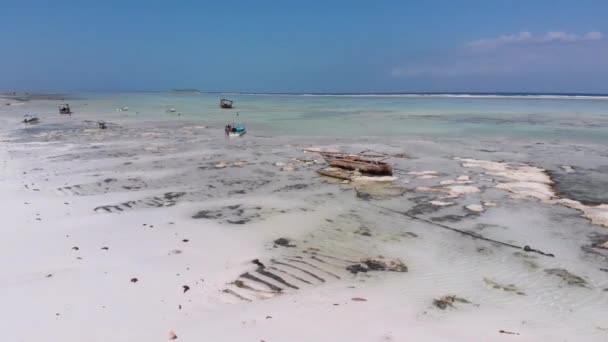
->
(365, 202, 555, 258)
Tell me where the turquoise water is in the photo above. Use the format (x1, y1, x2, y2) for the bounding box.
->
(9, 92, 608, 142)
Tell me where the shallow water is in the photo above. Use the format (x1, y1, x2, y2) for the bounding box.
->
(3, 92, 608, 141)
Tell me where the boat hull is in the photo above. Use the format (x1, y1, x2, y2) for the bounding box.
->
(228, 131, 246, 137)
(321, 154, 393, 175)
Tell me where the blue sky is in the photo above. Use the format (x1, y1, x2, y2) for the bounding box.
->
(1, 0, 607, 93)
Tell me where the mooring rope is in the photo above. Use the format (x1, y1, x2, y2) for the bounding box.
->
(365, 202, 555, 258)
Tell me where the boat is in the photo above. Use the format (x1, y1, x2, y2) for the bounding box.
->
(23, 115, 40, 124)
(320, 153, 393, 176)
(220, 99, 234, 109)
(225, 123, 247, 137)
(59, 104, 72, 115)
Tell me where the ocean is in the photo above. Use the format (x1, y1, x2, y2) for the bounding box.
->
(4, 92, 608, 141)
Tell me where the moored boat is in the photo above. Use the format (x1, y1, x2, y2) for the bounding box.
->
(220, 99, 234, 109)
(59, 104, 72, 115)
(320, 153, 393, 176)
(225, 123, 247, 137)
(23, 115, 40, 124)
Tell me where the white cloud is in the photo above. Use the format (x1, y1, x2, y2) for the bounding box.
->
(467, 30, 603, 48)
(391, 30, 608, 78)
(584, 31, 603, 40)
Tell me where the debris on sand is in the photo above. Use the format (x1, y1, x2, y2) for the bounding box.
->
(355, 226, 372, 236)
(432, 295, 471, 310)
(351, 297, 367, 302)
(499, 330, 520, 335)
(213, 161, 248, 168)
(168, 330, 178, 340)
(483, 278, 525, 295)
(273, 238, 296, 248)
(182, 285, 190, 293)
(544, 268, 589, 287)
(346, 257, 408, 274)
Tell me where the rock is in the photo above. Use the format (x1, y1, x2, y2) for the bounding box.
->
(168, 330, 178, 340)
(130, 278, 138, 283)
(182, 285, 190, 293)
(72, 246, 79, 251)
(351, 297, 367, 302)
(346, 264, 369, 274)
(465, 204, 484, 213)
(430, 200, 454, 206)
(274, 238, 296, 248)
(347, 258, 408, 274)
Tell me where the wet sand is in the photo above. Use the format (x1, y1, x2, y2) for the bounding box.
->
(1, 95, 608, 341)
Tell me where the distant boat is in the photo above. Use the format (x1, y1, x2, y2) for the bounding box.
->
(59, 104, 72, 115)
(320, 153, 393, 176)
(225, 123, 246, 137)
(23, 115, 40, 124)
(220, 99, 234, 109)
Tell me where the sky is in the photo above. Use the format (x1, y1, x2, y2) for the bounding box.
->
(1, 0, 607, 93)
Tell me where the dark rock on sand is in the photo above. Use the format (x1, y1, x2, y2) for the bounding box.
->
(544, 268, 589, 287)
(192, 210, 223, 219)
(347, 258, 408, 274)
(406, 203, 442, 216)
(274, 238, 296, 248)
(499, 330, 520, 335)
(433, 295, 471, 310)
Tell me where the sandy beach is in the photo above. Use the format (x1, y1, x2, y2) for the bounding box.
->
(1, 93, 608, 341)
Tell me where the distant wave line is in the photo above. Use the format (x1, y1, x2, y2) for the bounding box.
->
(214, 92, 608, 100)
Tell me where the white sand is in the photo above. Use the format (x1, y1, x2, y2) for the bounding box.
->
(2, 100, 608, 341)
